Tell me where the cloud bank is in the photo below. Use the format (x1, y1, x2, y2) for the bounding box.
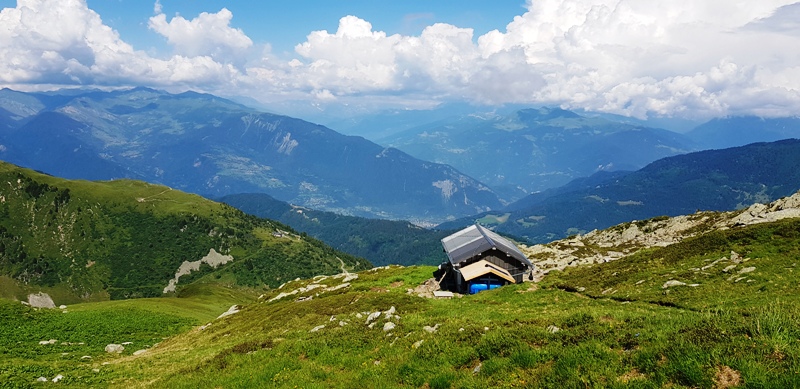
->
(1, 0, 799, 120)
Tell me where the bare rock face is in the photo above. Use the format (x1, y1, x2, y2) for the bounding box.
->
(27, 292, 56, 309)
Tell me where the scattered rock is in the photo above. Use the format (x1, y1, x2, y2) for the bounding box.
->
(547, 325, 560, 334)
(52, 374, 64, 383)
(722, 265, 737, 273)
(472, 363, 482, 374)
(738, 267, 756, 274)
(458, 328, 465, 332)
(81, 356, 92, 360)
(217, 305, 240, 319)
(365, 311, 381, 324)
(730, 251, 742, 263)
(373, 360, 381, 365)
(59, 305, 67, 309)
(121, 342, 133, 345)
(27, 292, 56, 309)
(343, 273, 359, 283)
(133, 349, 147, 356)
(423, 324, 440, 334)
(39, 339, 57, 345)
(310, 325, 325, 333)
(412, 340, 424, 349)
(635, 280, 645, 285)
(662, 280, 686, 289)
(368, 322, 376, 329)
(36, 377, 48, 382)
(105, 344, 124, 354)
(355, 313, 363, 319)
(339, 321, 348, 327)
(384, 306, 396, 318)
(410, 278, 440, 298)
(383, 322, 396, 332)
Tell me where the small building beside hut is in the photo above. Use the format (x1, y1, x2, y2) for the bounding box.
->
(434, 224, 534, 294)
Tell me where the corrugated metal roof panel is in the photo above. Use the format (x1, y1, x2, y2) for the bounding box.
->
(441, 224, 532, 268)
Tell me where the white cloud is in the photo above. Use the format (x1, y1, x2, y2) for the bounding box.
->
(0, 0, 243, 89)
(148, 8, 252, 62)
(1, 0, 800, 120)
(267, 0, 800, 119)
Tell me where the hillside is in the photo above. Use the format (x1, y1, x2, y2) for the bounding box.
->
(220, 193, 451, 267)
(4, 193, 800, 387)
(0, 88, 502, 223)
(0, 161, 369, 304)
(441, 139, 800, 243)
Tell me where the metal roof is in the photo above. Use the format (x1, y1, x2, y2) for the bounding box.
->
(441, 224, 532, 268)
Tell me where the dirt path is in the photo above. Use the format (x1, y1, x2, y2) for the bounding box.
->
(337, 257, 350, 274)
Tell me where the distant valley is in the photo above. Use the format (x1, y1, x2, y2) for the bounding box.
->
(381, 107, 695, 199)
(219, 193, 451, 267)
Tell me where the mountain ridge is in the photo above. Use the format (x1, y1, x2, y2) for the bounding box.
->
(0, 160, 369, 304)
(0, 88, 502, 224)
(440, 139, 800, 243)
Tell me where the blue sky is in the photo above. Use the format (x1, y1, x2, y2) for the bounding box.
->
(79, 1, 528, 56)
(1, 0, 799, 121)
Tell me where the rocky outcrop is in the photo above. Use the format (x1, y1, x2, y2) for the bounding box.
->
(163, 248, 234, 293)
(27, 292, 56, 309)
(522, 191, 800, 276)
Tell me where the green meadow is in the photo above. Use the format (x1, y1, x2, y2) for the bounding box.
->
(4, 217, 800, 388)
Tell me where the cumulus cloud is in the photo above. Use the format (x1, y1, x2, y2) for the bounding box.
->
(148, 7, 253, 62)
(0, 0, 242, 89)
(1, 0, 800, 120)
(268, 0, 800, 119)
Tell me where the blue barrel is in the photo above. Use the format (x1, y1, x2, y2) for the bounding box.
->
(469, 283, 489, 294)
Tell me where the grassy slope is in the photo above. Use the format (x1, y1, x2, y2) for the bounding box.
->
(4, 218, 800, 387)
(220, 193, 452, 267)
(0, 284, 256, 388)
(0, 162, 370, 303)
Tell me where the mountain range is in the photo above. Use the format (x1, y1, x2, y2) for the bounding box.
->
(685, 116, 800, 150)
(3, 87, 800, 229)
(380, 107, 695, 199)
(0, 88, 501, 224)
(440, 139, 800, 243)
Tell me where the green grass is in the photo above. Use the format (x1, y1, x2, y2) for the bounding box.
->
(5, 218, 800, 387)
(0, 284, 255, 388)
